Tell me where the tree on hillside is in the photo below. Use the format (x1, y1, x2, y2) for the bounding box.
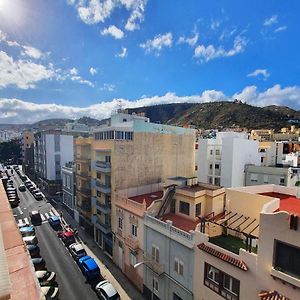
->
(0, 139, 22, 164)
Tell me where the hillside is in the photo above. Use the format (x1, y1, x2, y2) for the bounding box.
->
(130, 101, 300, 129)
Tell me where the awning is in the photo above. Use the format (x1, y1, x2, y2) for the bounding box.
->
(259, 290, 289, 300)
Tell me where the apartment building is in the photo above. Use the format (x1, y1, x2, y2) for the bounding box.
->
(62, 161, 75, 216)
(21, 130, 35, 177)
(143, 177, 225, 300)
(34, 130, 89, 196)
(245, 165, 300, 189)
(74, 137, 93, 234)
(194, 184, 300, 300)
(114, 182, 163, 292)
(91, 112, 196, 256)
(196, 132, 260, 187)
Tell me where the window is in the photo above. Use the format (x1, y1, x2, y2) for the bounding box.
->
(195, 144, 198, 150)
(173, 294, 183, 300)
(77, 164, 80, 171)
(105, 155, 111, 163)
(174, 258, 184, 275)
(263, 175, 268, 183)
(215, 164, 220, 169)
(97, 191, 101, 197)
(210, 149, 213, 155)
(215, 177, 220, 186)
(195, 165, 198, 171)
(209, 164, 213, 169)
(204, 263, 240, 300)
(96, 172, 101, 179)
(195, 203, 201, 217)
(280, 177, 285, 185)
(131, 224, 137, 237)
(208, 177, 213, 184)
(216, 149, 220, 155)
(179, 201, 190, 215)
(118, 217, 123, 229)
(130, 251, 137, 266)
(152, 245, 159, 263)
(274, 240, 300, 279)
(250, 173, 258, 182)
(261, 157, 264, 163)
(152, 277, 159, 294)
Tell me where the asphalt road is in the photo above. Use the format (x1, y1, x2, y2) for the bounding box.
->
(11, 171, 99, 300)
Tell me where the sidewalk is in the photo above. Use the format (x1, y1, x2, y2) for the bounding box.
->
(59, 206, 145, 300)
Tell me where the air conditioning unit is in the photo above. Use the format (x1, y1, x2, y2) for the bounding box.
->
(187, 178, 193, 186)
(192, 177, 198, 186)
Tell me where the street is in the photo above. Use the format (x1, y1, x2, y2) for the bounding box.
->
(11, 172, 99, 300)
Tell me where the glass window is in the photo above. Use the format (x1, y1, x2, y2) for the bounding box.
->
(207, 265, 219, 284)
(130, 252, 137, 266)
(152, 245, 159, 263)
(131, 224, 137, 237)
(223, 274, 239, 296)
(215, 164, 220, 169)
(152, 277, 159, 293)
(179, 201, 190, 215)
(174, 258, 184, 275)
(118, 217, 123, 229)
(280, 177, 285, 185)
(195, 203, 201, 217)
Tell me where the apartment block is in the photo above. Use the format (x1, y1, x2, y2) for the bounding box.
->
(196, 132, 260, 187)
(62, 161, 75, 216)
(143, 178, 225, 300)
(194, 184, 300, 300)
(21, 130, 35, 177)
(114, 183, 164, 292)
(74, 136, 93, 234)
(91, 112, 196, 256)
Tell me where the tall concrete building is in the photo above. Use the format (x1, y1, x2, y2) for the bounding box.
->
(21, 130, 35, 177)
(62, 161, 75, 216)
(196, 132, 260, 188)
(90, 112, 196, 256)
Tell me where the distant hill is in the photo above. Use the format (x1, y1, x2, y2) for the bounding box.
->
(129, 101, 300, 130)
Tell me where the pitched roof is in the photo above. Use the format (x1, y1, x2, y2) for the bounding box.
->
(197, 243, 248, 271)
(259, 290, 289, 300)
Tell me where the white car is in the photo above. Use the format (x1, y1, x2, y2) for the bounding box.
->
(41, 286, 59, 299)
(95, 280, 120, 300)
(35, 270, 56, 283)
(69, 243, 87, 261)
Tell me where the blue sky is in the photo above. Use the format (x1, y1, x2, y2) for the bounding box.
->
(0, 0, 299, 123)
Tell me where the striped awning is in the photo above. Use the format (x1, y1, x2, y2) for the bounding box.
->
(259, 290, 289, 300)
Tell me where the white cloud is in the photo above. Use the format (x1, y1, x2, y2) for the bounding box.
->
(101, 25, 124, 39)
(247, 69, 270, 80)
(21, 46, 43, 59)
(264, 15, 278, 26)
(100, 83, 116, 92)
(68, 0, 147, 31)
(219, 28, 237, 41)
(274, 26, 287, 33)
(140, 32, 173, 55)
(211, 20, 221, 30)
(70, 75, 94, 87)
(0, 30, 7, 42)
(194, 35, 247, 62)
(69, 67, 78, 75)
(0, 51, 55, 89)
(178, 32, 199, 47)
(116, 47, 128, 58)
(1, 84, 299, 124)
(90, 67, 97, 75)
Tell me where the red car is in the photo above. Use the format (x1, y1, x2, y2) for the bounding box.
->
(57, 231, 76, 246)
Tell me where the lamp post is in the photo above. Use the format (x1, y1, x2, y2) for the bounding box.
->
(134, 261, 155, 300)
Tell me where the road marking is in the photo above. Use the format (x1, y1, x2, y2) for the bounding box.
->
(17, 207, 23, 215)
(24, 218, 29, 224)
(18, 219, 23, 225)
(41, 214, 46, 221)
(45, 213, 49, 219)
(49, 211, 54, 216)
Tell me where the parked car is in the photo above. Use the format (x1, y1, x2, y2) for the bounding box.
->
(20, 174, 27, 182)
(41, 286, 59, 299)
(34, 192, 44, 201)
(8, 198, 19, 208)
(35, 270, 56, 284)
(31, 257, 46, 270)
(78, 256, 100, 280)
(28, 185, 36, 193)
(23, 236, 38, 245)
(69, 243, 87, 261)
(20, 225, 35, 236)
(24, 180, 33, 187)
(61, 231, 76, 246)
(18, 222, 29, 228)
(19, 184, 26, 192)
(27, 244, 40, 257)
(95, 280, 120, 300)
(30, 210, 42, 225)
(48, 216, 61, 229)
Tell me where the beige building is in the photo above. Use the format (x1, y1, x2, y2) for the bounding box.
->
(21, 130, 34, 176)
(193, 184, 300, 300)
(90, 112, 196, 256)
(74, 137, 93, 234)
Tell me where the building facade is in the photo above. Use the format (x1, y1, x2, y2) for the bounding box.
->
(91, 112, 196, 257)
(62, 161, 75, 216)
(21, 130, 35, 178)
(196, 132, 260, 188)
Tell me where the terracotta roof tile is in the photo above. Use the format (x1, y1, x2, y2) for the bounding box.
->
(129, 191, 163, 208)
(259, 290, 289, 300)
(197, 243, 248, 271)
(160, 213, 199, 232)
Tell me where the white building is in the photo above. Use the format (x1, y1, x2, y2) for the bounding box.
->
(196, 132, 260, 188)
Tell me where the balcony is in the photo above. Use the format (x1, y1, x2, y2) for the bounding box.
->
(76, 170, 90, 179)
(143, 255, 164, 275)
(96, 180, 111, 194)
(95, 161, 111, 173)
(126, 235, 139, 250)
(96, 200, 111, 214)
(77, 187, 91, 198)
(271, 267, 300, 289)
(77, 202, 91, 213)
(95, 218, 111, 234)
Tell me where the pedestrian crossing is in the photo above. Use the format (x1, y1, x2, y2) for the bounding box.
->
(17, 210, 59, 226)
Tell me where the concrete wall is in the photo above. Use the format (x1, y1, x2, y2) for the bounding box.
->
(46, 135, 55, 180)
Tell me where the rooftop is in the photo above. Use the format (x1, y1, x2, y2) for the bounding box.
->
(260, 192, 300, 215)
(129, 190, 163, 208)
(160, 213, 198, 232)
(179, 183, 222, 192)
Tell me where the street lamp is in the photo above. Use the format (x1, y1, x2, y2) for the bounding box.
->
(134, 261, 155, 300)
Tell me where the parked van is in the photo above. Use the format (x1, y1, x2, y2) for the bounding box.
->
(23, 236, 38, 245)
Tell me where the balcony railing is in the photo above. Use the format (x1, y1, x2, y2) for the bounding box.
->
(96, 180, 111, 194)
(143, 255, 164, 275)
(95, 218, 111, 234)
(96, 201, 111, 214)
(126, 235, 139, 250)
(76, 170, 90, 178)
(95, 161, 111, 173)
(77, 202, 91, 212)
(77, 187, 91, 197)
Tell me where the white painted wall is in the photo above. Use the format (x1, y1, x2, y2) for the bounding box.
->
(46, 135, 55, 180)
(60, 135, 74, 177)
